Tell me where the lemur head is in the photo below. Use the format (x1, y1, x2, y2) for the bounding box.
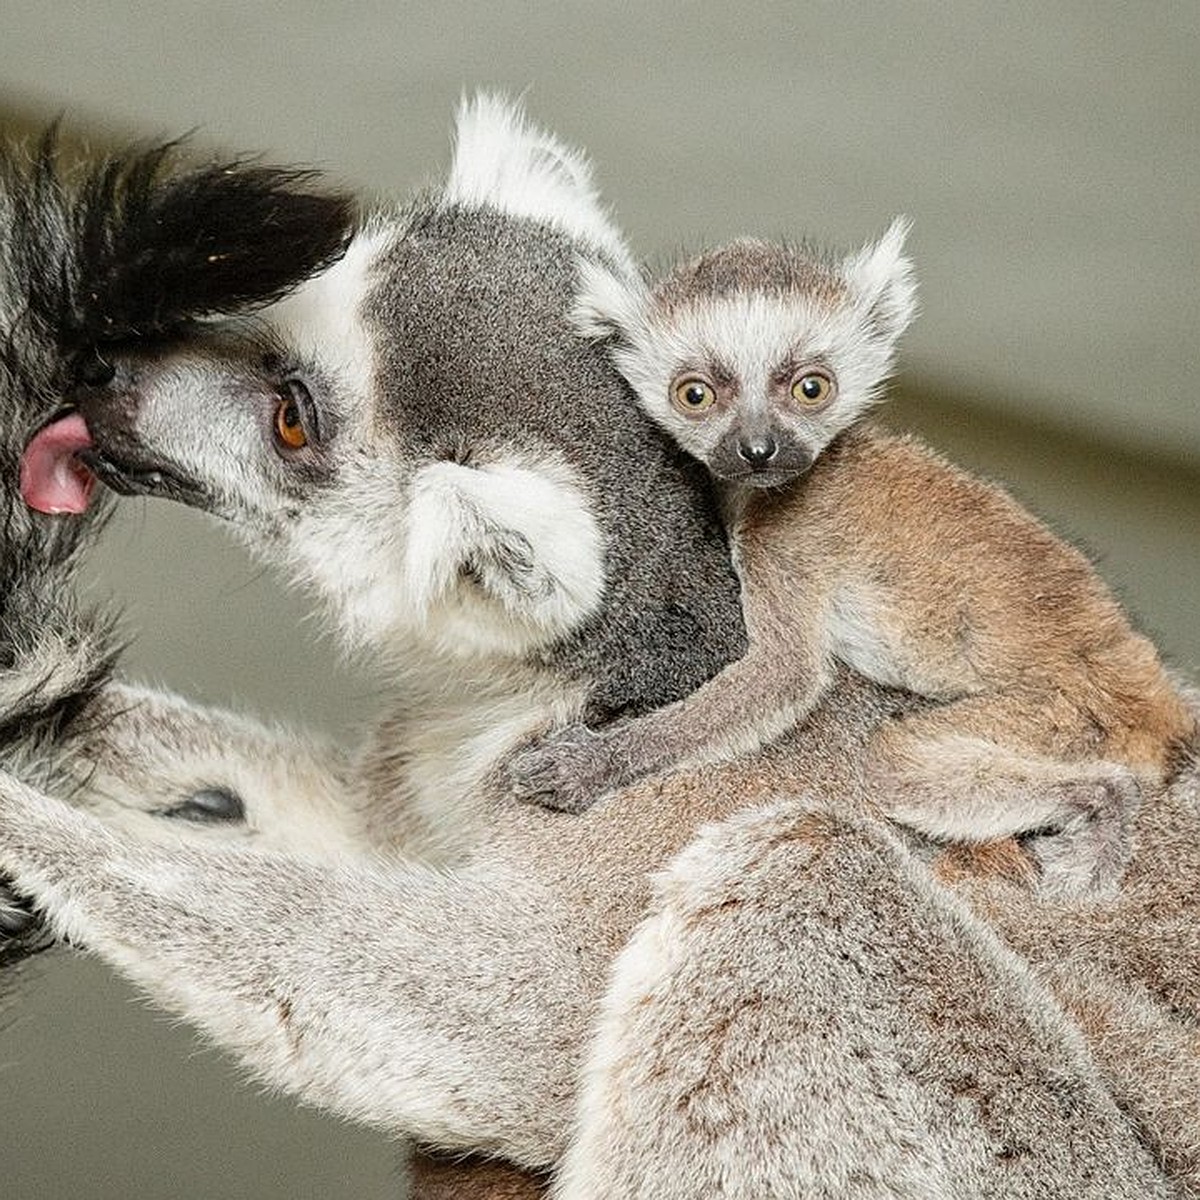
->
(26, 97, 745, 713)
(575, 223, 916, 489)
(5, 133, 354, 606)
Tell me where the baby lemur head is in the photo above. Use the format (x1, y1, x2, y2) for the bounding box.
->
(575, 221, 916, 489)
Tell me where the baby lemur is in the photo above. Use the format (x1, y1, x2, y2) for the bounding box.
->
(510, 220, 1196, 889)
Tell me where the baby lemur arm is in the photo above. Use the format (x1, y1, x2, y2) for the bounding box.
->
(0, 768, 585, 1168)
(509, 542, 832, 813)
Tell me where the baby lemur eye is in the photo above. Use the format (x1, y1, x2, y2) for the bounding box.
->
(274, 379, 314, 451)
(791, 372, 834, 407)
(672, 377, 717, 414)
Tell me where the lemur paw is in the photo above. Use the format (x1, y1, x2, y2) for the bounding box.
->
(506, 725, 625, 813)
(1024, 768, 1142, 898)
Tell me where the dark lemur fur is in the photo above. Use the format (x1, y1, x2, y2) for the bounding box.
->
(0, 129, 355, 966)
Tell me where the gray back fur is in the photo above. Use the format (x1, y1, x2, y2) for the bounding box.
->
(366, 205, 745, 720)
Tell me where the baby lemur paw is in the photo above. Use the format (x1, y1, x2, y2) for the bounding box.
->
(506, 725, 626, 814)
(1022, 769, 1142, 898)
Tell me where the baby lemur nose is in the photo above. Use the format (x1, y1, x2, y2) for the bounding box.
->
(737, 435, 778, 468)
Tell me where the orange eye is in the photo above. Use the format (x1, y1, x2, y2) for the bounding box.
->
(275, 392, 308, 450)
(672, 377, 717, 413)
(791, 372, 834, 407)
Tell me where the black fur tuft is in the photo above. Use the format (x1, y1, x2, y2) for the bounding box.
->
(3, 129, 355, 359)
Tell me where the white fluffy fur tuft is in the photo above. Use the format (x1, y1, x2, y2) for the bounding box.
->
(401, 456, 606, 657)
(570, 256, 648, 341)
(443, 93, 634, 271)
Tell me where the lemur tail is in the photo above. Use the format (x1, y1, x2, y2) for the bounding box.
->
(4, 127, 357, 355)
(0, 129, 357, 967)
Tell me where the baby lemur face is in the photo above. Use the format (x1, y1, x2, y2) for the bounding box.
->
(575, 220, 916, 489)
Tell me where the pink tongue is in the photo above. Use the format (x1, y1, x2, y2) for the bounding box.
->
(19, 413, 97, 514)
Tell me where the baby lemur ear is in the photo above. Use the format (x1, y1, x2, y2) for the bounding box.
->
(570, 257, 649, 343)
(840, 216, 918, 344)
(442, 91, 634, 272)
(29, 134, 355, 353)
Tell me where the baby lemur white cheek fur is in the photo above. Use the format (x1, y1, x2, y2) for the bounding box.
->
(508, 223, 1196, 898)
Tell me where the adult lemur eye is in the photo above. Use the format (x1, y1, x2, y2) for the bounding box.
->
(274, 380, 312, 450)
(792, 373, 834, 407)
(672, 378, 717, 414)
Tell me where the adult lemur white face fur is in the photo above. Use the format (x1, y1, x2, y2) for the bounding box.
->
(573, 222, 916, 490)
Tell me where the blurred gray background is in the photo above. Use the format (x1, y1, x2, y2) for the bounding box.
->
(1, 3, 1197, 1197)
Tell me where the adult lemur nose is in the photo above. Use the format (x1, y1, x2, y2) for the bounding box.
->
(737, 435, 778, 468)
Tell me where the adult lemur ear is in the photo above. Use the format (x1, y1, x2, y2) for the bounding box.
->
(570, 257, 649, 343)
(23, 134, 356, 352)
(443, 92, 634, 272)
(840, 216, 918, 345)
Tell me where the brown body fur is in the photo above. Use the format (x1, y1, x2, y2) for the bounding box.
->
(779, 425, 1193, 775)
(743, 423, 1195, 881)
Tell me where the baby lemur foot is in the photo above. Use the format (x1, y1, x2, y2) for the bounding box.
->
(894, 764, 1142, 898)
(1018, 770, 1141, 898)
(506, 724, 630, 813)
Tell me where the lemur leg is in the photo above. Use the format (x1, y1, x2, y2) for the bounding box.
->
(0, 770, 585, 1167)
(552, 799, 1171, 1199)
(508, 554, 830, 813)
(870, 695, 1142, 896)
(54, 682, 366, 857)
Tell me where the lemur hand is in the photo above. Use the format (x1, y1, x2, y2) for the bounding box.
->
(506, 724, 628, 814)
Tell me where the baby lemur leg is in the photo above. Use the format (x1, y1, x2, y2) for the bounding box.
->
(509, 554, 830, 813)
(871, 695, 1142, 896)
(553, 798, 1170, 1199)
(0, 770, 585, 1167)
